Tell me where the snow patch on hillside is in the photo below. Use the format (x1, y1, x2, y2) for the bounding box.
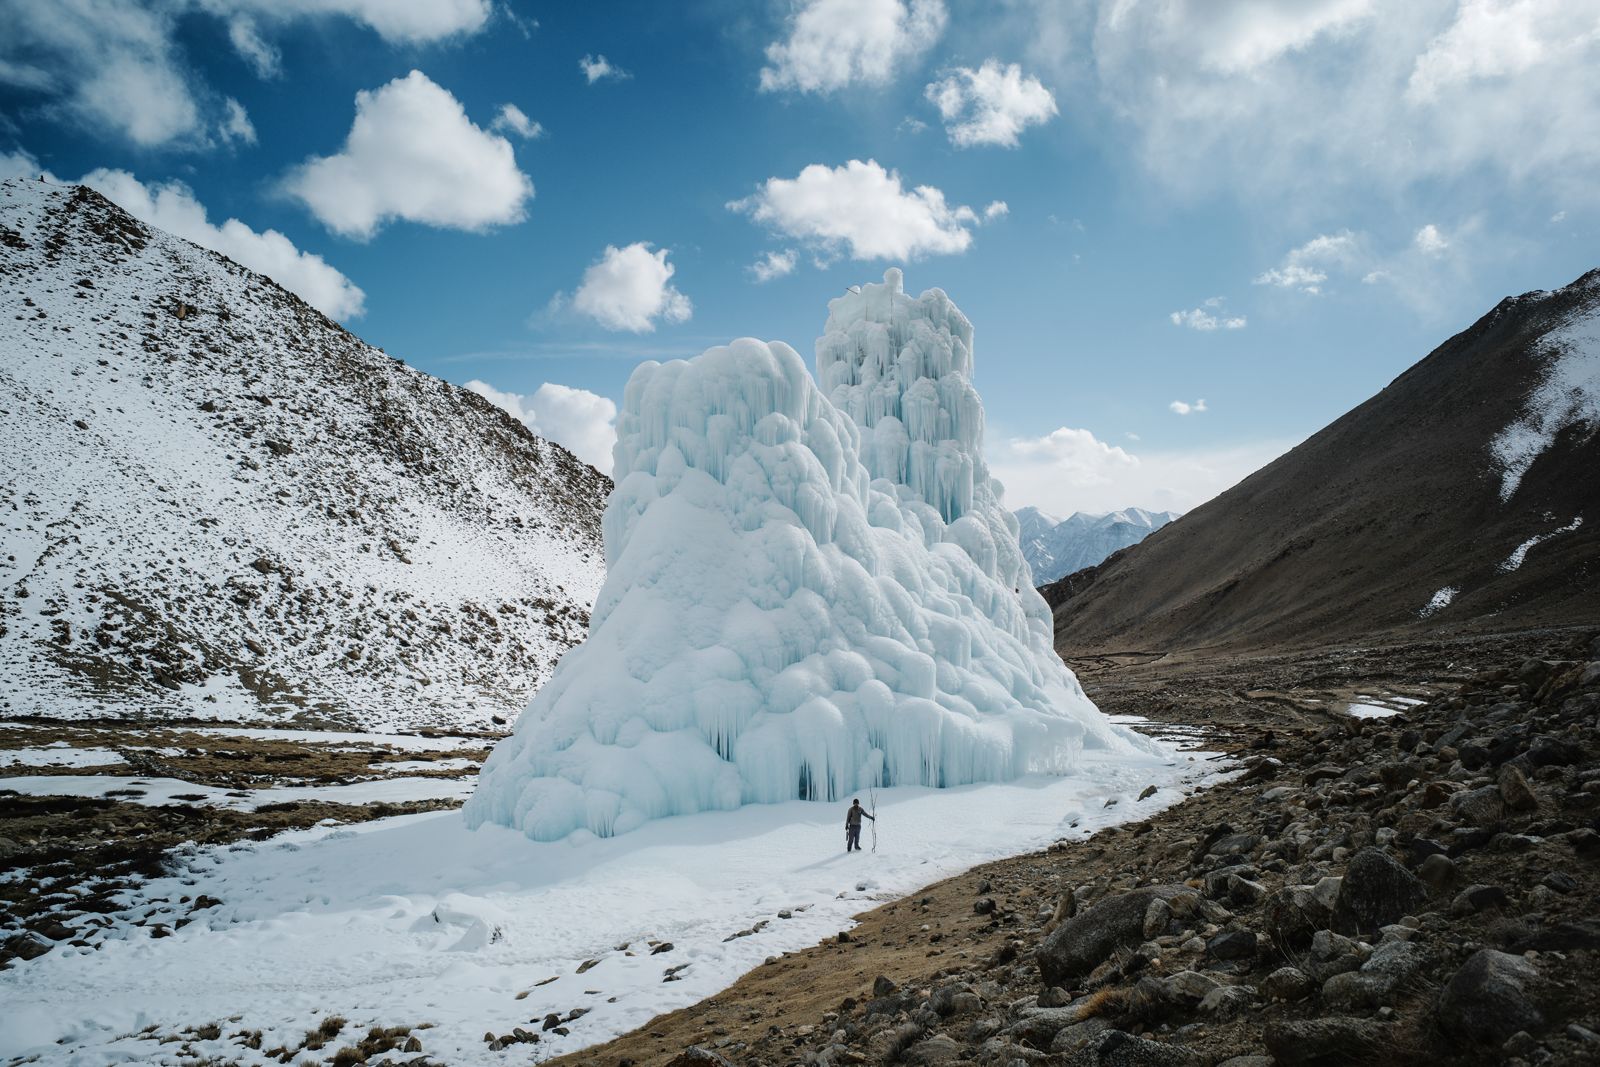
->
(1500, 516, 1583, 572)
(1490, 306, 1600, 501)
(469, 270, 1160, 842)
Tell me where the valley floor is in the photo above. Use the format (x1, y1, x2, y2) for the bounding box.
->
(3, 626, 1596, 1067)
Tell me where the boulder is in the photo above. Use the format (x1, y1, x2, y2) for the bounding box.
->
(664, 1047, 736, 1067)
(1497, 766, 1538, 812)
(1197, 985, 1254, 1018)
(1262, 966, 1314, 1002)
(1449, 884, 1509, 916)
(1060, 1029, 1204, 1066)
(1263, 1017, 1392, 1065)
(1037, 885, 1188, 987)
(1320, 941, 1425, 1010)
(1437, 949, 1544, 1045)
(1449, 786, 1506, 827)
(1207, 929, 1257, 961)
(1332, 848, 1425, 934)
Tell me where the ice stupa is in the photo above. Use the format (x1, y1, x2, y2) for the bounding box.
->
(466, 270, 1159, 841)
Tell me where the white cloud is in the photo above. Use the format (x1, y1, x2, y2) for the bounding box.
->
(924, 60, 1057, 148)
(570, 242, 692, 333)
(0, 148, 46, 181)
(464, 379, 617, 474)
(982, 200, 1009, 221)
(207, 0, 493, 45)
(1413, 222, 1449, 256)
(220, 97, 256, 145)
(283, 70, 533, 240)
(579, 54, 629, 83)
(1170, 298, 1246, 330)
(992, 426, 1294, 515)
(1169, 399, 1208, 415)
(0, 0, 494, 149)
(79, 167, 366, 319)
(74, 49, 201, 148)
(1551, 210, 1566, 223)
(1026, 0, 1600, 212)
(491, 102, 543, 139)
(226, 15, 280, 77)
(759, 0, 946, 94)
(729, 159, 981, 261)
(748, 249, 798, 283)
(1254, 231, 1359, 293)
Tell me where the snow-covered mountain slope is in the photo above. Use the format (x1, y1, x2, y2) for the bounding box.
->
(0, 180, 609, 730)
(468, 269, 1160, 842)
(1015, 506, 1179, 585)
(1048, 267, 1600, 653)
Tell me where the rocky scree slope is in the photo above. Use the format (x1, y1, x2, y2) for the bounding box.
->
(0, 180, 609, 730)
(588, 635, 1600, 1067)
(1016, 507, 1179, 587)
(1047, 269, 1600, 654)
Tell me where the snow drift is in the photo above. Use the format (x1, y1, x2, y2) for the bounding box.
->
(466, 270, 1157, 841)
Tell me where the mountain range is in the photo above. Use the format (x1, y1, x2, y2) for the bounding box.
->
(0, 180, 611, 730)
(1015, 506, 1179, 585)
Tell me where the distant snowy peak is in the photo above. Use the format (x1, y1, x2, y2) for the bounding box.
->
(1018, 507, 1181, 586)
(0, 180, 610, 730)
(469, 270, 1159, 842)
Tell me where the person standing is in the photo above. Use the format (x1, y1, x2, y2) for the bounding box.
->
(845, 798, 875, 852)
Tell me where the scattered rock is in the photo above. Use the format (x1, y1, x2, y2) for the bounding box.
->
(1037, 885, 1188, 986)
(1437, 949, 1544, 1046)
(1332, 848, 1425, 934)
(1263, 1017, 1392, 1066)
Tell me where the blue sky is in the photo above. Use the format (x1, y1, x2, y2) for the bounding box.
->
(3, 0, 1596, 515)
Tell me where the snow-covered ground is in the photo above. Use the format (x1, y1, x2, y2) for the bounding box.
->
(1, 740, 1219, 1066)
(0, 773, 476, 809)
(1344, 694, 1426, 719)
(0, 745, 124, 769)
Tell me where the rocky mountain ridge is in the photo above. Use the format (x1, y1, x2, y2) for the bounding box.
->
(0, 180, 610, 731)
(1016, 507, 1180, 586)
(1048, 269, 1600, 655)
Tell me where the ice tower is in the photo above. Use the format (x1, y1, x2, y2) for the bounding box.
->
(466, 271, 1159, 841)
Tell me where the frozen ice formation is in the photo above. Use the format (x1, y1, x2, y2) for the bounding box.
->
(467, 270, 1159, 841)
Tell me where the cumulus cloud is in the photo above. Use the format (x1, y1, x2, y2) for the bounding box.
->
(491, 102, 543, 139)
(464, 379, 617, 473)
(992, 426, 1293, 515)
(729, 159, 981, 261)
(1021, 0, 1600, 212)
(924, 60, 1057, 148)
(983, 200, 1009, 221)
(759, 0, 946, 93)
(579, 54, 629, 83)
(209, 0, 492, 45)
(283, 70, 533, 240)
(1169, 399, 1208, 415)
(569, 242, 692, 332)
(1254, 231, 1359, 293)
(78, 167, 366, 319)
(0, 0, 493, 149)
(748, 249, 797, 283)
(1414, 222, 1449, 256)
(1170, 297, 1245, 331)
